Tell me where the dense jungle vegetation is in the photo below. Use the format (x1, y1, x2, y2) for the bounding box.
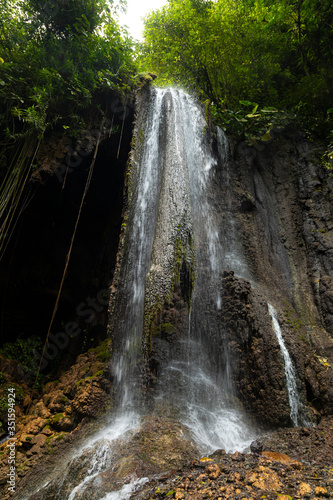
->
(141, 0, 333, 142)
(1, 0, 332, 154)
(0, 0, 135, 258)
(0, 0, 135, 139)
(1, 0, 332, 145)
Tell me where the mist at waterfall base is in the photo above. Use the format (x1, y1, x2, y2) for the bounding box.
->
(30, 88, 261, 498)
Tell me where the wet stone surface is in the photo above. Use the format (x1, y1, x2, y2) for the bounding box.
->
(132, 417, 333, 499)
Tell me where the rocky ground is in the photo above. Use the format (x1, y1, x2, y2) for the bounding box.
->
(0, 340, 113, 498)
(133, 417, 333, 500)
(0, 354, 332, 499)
(0, 330, 332, 500)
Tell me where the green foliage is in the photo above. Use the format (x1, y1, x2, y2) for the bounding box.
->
(0, 0, 136, 141)
(51, 412, 64, 424)
(140, 0, 333, 138)
(94, 339, 111, 361)
(0, 336, 43, 381)
(0, 382, 24, 423)
(152, 323, 176, 337)
(0, 0, 136, 258)
(0, 397, 8, 417)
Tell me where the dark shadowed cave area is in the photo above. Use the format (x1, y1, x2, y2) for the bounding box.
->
(0, 107, 133, 372)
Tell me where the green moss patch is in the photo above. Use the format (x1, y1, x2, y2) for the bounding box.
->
(152, 323, 177, 337)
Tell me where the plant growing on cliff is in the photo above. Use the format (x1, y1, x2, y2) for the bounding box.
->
(0, 0, 135, 141)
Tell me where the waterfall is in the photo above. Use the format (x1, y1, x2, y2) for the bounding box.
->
(148, 89, 255, 453)
(111, 90, 166, 414)
(268, 304, 303, 426)
(29, 88, 256, 498)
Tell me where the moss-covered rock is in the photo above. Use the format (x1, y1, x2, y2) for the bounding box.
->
(0, 337, 113, 496)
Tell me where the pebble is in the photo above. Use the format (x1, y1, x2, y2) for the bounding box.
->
(205, 463, 220, 479)
(314, 487, 329, 497)
(298, 482, 312, 496)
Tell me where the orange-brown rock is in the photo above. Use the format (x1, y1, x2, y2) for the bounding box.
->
(31, 434, 47, 446)
(298, 482, 312, 496)
(261, 451, 302, 469)
(24, 416, 48, 435)
(41, 426, 52, 436)
(205, 463, 221, 479)
(17, 433, 34, 447)
(246, 465, 283, 492)
(34, 401, 51, 419)
(314, 486, 329, 497)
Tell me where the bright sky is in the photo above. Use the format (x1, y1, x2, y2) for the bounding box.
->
(118, 0, 168, 41)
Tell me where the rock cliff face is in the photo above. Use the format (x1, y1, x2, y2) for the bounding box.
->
(222, 131, 333, 424)
(108, 87, 333, 433)
(175, 125, 333, 428)
(0, 93, 134, 496)
(0, 93, 134, 353)
(1, 87, 333, 497)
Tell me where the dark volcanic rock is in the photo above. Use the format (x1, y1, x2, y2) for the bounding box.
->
(250, 439, 263, 455)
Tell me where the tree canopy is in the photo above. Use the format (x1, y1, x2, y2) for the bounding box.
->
(0, 0, 137, 259)
(0, 0, 135, 142)
(141, 0, 333, 137)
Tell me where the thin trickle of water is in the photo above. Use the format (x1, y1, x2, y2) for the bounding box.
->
(268, 304, 302, 426)
(217, 126, 230, 184)
(216, 127, 252, 282)
(36, 413, 141, 499)
(67, 443, 112, 500)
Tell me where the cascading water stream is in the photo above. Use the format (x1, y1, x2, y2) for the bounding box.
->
(27, 90, 168, 500)
(268, 304, 303, 426)
(28, 88, 257, 499)
(112, 90, 166, 414)
(152, 89, 255, 453)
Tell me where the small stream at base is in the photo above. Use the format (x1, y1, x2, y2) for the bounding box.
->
(67, 413, 141, 499)
(99, 477, 149, 500)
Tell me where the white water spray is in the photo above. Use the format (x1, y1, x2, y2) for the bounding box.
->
(100, 478, 149, 500)
(152, 89, 256, 453)
(268, 303, 302, 426)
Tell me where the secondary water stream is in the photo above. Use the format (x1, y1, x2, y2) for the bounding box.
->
(268, 304, 304, 426)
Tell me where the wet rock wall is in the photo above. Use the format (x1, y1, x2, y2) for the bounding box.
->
(212, 130, 333, 426)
